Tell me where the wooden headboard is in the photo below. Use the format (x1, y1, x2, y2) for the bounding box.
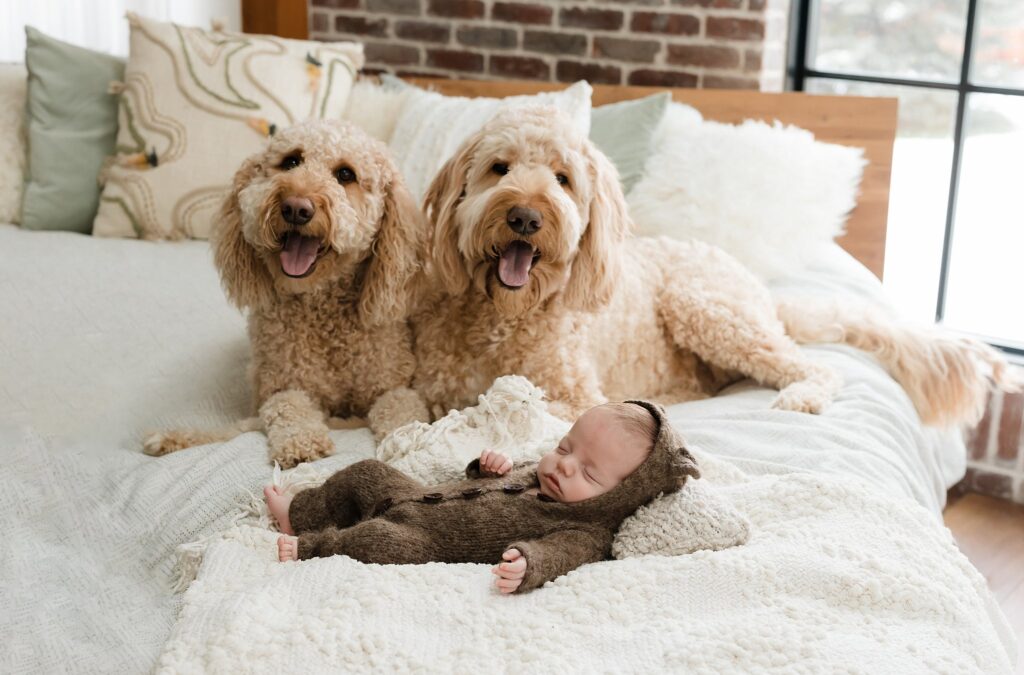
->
(241, 0, 897, 279)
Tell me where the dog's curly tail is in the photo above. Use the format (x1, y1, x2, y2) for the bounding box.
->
(776, 298, 1020, 428)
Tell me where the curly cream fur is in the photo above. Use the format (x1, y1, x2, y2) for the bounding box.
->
(146, 120, 429, 466)
(413, 106, 1011, 428)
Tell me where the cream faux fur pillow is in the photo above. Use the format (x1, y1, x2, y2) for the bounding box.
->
(628, 102, 866, 281)
(92, 13, 363, 240)
(0, 64, 27, 224)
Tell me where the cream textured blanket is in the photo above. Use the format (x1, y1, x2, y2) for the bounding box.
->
(158, 379, 1016, 673)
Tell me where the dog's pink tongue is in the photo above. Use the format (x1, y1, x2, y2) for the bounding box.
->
(280, 232, 320, 277)
(497, 241, 534, 288)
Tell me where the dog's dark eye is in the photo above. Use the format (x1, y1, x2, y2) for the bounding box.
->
(335, 167, 357, 184)
(491, 162, 509, 176)
(556, 173, 570, 187)
(280, 155, 302, 171)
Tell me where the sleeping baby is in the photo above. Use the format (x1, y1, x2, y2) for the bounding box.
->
(265, 400, 700, 593)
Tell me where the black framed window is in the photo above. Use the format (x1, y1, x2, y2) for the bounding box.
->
(789, 0, 1024, 356)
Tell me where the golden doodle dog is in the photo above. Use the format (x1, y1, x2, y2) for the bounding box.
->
(413, 105, 1013, 427)
(146, 120, 428, 467)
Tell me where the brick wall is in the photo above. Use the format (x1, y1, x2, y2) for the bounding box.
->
(309, 0, 791, 91)
(960, 376, 1024, 505)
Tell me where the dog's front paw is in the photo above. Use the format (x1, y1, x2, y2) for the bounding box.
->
(143, 430, 193, 456)
(770, 383, 830, 415)
(270, 429, 335, 468)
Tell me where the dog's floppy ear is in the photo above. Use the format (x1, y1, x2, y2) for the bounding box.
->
(423, 135, 481, 296)
(359, 166, 425, 327)
(212, 155, 274, 310)
(561, 141, 630, 312)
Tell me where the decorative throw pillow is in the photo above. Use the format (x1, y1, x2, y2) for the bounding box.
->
(0, 63, 27, 225)
(340, 78, 413, 144)
(383, 75, 593, 201)
(92, 13, 363, 240)
(21, 28, 125, 233)
(628, 102, 866, 281)
(590, 92, 670, 195)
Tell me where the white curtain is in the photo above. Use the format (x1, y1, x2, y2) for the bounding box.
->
(0, 0, 242, 62)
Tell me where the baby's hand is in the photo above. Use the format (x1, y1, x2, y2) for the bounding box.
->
(491, 548, 526, 594)
(278, 535, 298, 562)
(479, 449, 513, 477)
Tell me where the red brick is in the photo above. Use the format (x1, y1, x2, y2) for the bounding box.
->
(334, 15, 388, 37)
(312, 0, 360, 8)
(428, 0, 484, 18)
(968, 392, 994, 461)
(367, 0, 421, 13)
(628, 68, 698, 87)
(593, 37, 660, 63)
(556, 60, 622, 85)
(671, 0, 743, 7)
(361, 66, 388, 76)
(364, 42, 420, 65)
(524, 30, 587, 56)
(395, 20, 450, 42)
(703, 74, 760, 89)
(457, 26, 518, 49)
(631, 12, 699, 35)
(748, 0, 766, 9)
(970, 467, 1014, 499)
(490, 55, 550, 80)
(311, 12, 329, 33)
(998, 391, 1024, 463)
(707, 16, 765, 41)
(560, 7, 624, 31)
(426, 48, 484, 71)
(744, 48, 762, 72)
(492, 2, 552, 25)
(667, 44, 740, 69)
(396, 70, 452, 79)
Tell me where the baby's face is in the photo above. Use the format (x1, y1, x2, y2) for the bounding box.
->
(536, 406, 648, 502)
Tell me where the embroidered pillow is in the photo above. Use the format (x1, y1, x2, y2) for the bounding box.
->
(92, 13, 363, 240)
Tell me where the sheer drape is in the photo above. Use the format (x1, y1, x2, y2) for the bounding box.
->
(0, 0, 241, 61)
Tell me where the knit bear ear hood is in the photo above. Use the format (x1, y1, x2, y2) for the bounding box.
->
(582, 400, 700, 524)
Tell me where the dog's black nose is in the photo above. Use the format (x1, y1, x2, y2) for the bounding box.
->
(506, 206, 542, 235)
(281, 196, 315, 226)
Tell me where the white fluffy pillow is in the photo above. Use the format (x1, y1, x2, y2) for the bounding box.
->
(340, 79, 411, 144)
(0, 64, 27, 224)
(628, 102, 866, 281)
(386, 79, 592, 201)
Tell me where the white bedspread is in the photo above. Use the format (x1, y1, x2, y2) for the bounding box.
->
(0, 224, 1008, 673)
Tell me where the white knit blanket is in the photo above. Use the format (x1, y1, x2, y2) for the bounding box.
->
(157, 380, 1016, 673)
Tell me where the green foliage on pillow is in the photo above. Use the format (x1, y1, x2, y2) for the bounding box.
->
(590, 92, 671, 195)
(21, 27, 125, 233)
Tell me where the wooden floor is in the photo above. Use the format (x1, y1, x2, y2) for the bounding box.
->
(944, 493, 1024, 672)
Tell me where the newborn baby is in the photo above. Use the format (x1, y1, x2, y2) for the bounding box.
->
(266, 400, 699, 593)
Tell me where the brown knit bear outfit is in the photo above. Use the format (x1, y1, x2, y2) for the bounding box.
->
(289, 400, 700, 592)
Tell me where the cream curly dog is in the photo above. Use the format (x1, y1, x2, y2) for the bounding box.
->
(413, 105, 1013, 427)
(146, 120, 428, 467)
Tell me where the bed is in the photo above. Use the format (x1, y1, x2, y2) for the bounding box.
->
(0, 33, 1017, 675)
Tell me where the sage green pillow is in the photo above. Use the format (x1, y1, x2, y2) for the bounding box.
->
(21, 27, 125, 233)
(590, 92, 670, 195)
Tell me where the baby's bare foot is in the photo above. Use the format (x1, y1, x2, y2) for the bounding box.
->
(264, 485, 295, 535)
(277, 535, 298, 562)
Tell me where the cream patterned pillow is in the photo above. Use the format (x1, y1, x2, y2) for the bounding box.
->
(384, 77, 592, 201)
(92, 13, 363, 240)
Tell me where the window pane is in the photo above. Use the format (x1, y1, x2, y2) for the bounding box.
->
(806, 79, 957, 324)
(942, 94, 1024, 346)
(810, 0, 968, 82)
(971, 1, 1024, 88)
